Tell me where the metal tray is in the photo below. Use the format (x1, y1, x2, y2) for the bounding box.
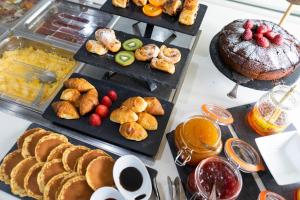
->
(0, 122, 158, 200)
(100, 1, 208, 36)
(0, 34, 79, 112)
(17, 0, 115, 47)
(43, 73, 174, 157)
(74, 28, 190, 89)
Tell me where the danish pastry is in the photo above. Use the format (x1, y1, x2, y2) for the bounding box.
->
(110, 106, 139, 124)
(158, 45, 181, 64)
(163, 0, 182, 16)
(179, 0, 199, 25)
(144, 97, 165, 115)
(95, 29, 121, 52)
(122, 96, 148, 113)
(135, 44, 160, 61)
(119, 122, 148, 141)
(150, 58, 175, 74)
(137, 112, 158, 131)
(132, 0, 147, 6)
(112, 0, 129, 8)
(86, 40, 108, 56)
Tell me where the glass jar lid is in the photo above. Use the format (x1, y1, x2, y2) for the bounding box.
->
(258, 191, 286, 200)
(201, 104, 234, 125)
(224, 138, 265, 173)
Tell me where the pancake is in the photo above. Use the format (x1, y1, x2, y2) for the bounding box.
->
(47, 143, 72, 162)
(77, 149, 110, 175)
(24, 162, 44, 199)
(85, 156, 115, 190)
(62, 146, 89, 171)
(0, 150, 24, 184)
(10, 157, 37, 197)
(17, 128, 44, 149)
(55, 172, 78, 199)
(35, 133, 68, 162)
(21, 130, 51, 158)
(57, 176, 93, 200)
(37, 159, 65, 193)
(43, 172, 70, 200)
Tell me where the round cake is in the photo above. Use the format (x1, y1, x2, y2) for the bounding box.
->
(218, 19, 300, 80)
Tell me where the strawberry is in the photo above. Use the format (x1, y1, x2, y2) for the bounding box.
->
(256, 25, 268, 34)
(242, 29, 253, 41)
(272, 34, 284, 45)
(107, 90, 118, 102)
(95, 104, 109, 118)
(265, 31, 276, 40)
(257, 37, 270, 48)
(101, 96, 112, 107)
(243, 20, 254, 30)
(254, 33, 263, 39)
(89, 114, 102, 126)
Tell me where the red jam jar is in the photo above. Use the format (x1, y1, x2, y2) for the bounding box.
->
(257, 191, 286, 200)
(187, 156, 243, 200)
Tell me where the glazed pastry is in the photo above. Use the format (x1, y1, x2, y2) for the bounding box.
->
(24, 162, 44, 199)
(86, 40, 108, 56)
(110, 106, 139, 124)
(179, 0, 199, 25)
(132, 0, 147, 6)
(78, 89, 99, 116)
(144, 97, 165, 115)
(52, 101, 80, 119)
(150, 58, 175, 74)
(0, 150, 24, 184)
(137, 112, 158, 131)
(112, 0, 128, 8)
(122, 96, 148, 113)
(135, 44, 160, 61)
(163, 0, 182, 16)
(119, 122, 148, 141)
(95, 29, 121, 52)
(158, 45, 181, 64)
(64, 78, 95, 93)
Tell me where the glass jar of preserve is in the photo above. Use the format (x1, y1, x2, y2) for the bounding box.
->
(174, 104, 234, 166)
(187, 138, 265, 200)
(247, 85, 300, 136)
(257, 191, 286, 200)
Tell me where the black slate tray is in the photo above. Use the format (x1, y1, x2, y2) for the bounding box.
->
(74, 29, 190, 89)
(167, 103, 299, 199)
(0, 123, 158, 200)
(100, 2, 207, 36)
(43, 73, 174, 157)
(210, 32, 300, 91)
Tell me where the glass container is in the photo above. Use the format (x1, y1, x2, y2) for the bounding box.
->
(257, 191, 286, 200)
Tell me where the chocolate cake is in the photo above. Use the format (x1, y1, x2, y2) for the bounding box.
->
(218, 19, 300, 80)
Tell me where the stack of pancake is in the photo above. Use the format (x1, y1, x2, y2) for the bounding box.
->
(0, 127, 115, 200)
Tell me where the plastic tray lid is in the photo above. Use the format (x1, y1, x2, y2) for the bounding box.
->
(258, 191, 286, 200)
(224, 138, 265, 173)
(201, 104, 234, 125)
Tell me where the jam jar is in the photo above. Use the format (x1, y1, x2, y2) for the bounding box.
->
(257, 191, 286, 200)
(248, 85, 300, 136)
(187, 138, 265, 199)
(174, 104, 234, 166)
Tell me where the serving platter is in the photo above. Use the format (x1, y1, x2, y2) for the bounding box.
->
(209, 32, 300, 91)
(100, 1, 207, 36)
(0, 123, 158, 200)
(74, 28, 190, 89)
(43, 73, 174, 157)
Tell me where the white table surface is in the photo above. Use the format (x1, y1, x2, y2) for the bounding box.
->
(0, 0, 300, 199)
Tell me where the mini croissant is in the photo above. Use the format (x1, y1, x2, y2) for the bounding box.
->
(144, 97, 165, 115)
(122, 96, 148, 113)
(60, 89, 81, 104)
(52, 101, 80, 119)
(64, 78, 95, 92)
(119, 122, 148, 141)
(79, 89, 99, 116)
(110, 106, 138, 124)
(137, 112, 158, 131)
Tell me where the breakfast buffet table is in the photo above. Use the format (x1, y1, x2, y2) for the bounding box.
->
(0, 0, 299, 199)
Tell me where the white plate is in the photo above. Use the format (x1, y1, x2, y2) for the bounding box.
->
(90, 187, 125, 200)
(255, 131, 300, 185)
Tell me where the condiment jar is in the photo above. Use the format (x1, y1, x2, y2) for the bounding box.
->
(187, 138, 265, 200)
(247, 85, 300, 136)
(257, 191, 286, 200)
(174, 104, 234, 166)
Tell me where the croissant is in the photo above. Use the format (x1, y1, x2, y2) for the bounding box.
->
(137, 112, 158, 131)
(112, 0, 128, 8)
(78, 89, 99, 116)
(150, 58, 175, 74)
(86, 40, 108, 56)
(179, 0, 199, 25)
(144, 97, 165, 115)
(110, 106, 138, 124)
(52, 101, 80, 119)
(60, 89, 81, 104)
(64, 78, 95, 92)
(119, 122, 148, 141)
(122, 96, 148, 113)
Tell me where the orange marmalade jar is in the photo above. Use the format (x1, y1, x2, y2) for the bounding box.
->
(174, 104, 234, 166)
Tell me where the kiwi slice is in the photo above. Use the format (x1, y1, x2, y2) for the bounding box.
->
(115, 51, 135, 67)
(122, 38, 143, 51)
